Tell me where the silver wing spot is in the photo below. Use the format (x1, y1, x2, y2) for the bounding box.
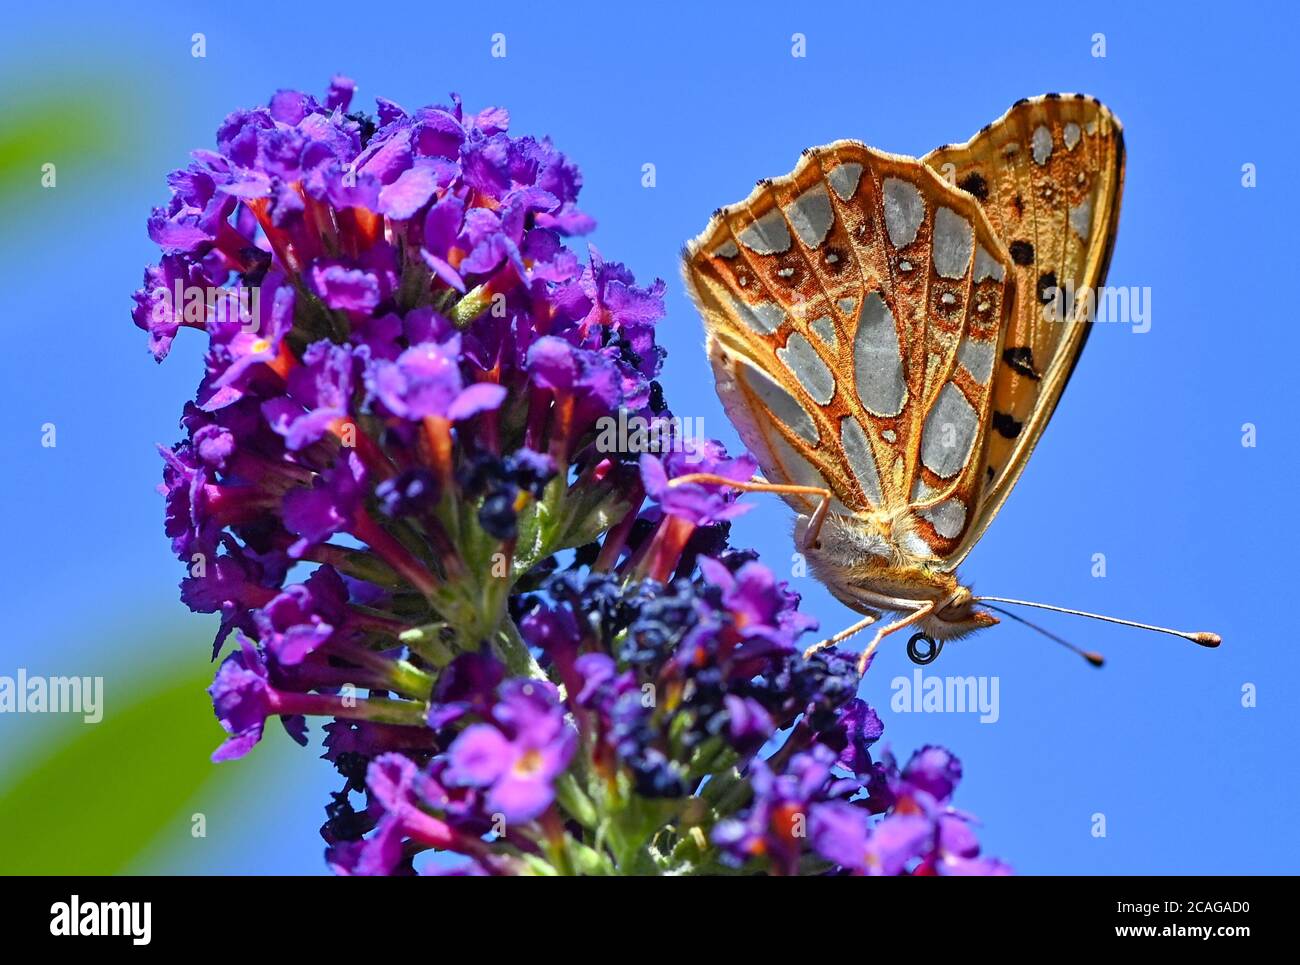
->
(738, 209, 792, 255)
(957, 337, 997, 385)
(828, 162, 863, 201)
(809, 314, 838, 350)
(973, 245, 1005, 282)
(1031, 125, 1053, 165)
(921, 497, 968, 539)
(734, 355, 820, 445)
(1069, 195, 1093, 240)
(920, 383, 977, 479)
(932, 207, 973, 280)
(777, 332, 836, 405)
(840, 416, 884, 507)
(853, 292, 907, 417)
(882, 178, 924, 248)
(731, 296, 785, 335)
(784, 185, 834, 248)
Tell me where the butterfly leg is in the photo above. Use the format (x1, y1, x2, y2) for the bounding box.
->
(849, 594, 962, 675)
(802, 610, 881, 659)
(664, 474, 833, 550)
(803, 594, 959, 673)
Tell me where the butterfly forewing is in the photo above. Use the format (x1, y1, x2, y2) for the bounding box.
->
(924, 94, 1125, 563)
(685, 142, 1017, 559)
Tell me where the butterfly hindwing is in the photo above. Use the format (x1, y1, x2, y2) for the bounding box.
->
(924, 94, 1125, 564)
(685, 142, 1017, 559)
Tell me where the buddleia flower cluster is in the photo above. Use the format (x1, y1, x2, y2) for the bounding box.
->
(131, 76, 1009, 876)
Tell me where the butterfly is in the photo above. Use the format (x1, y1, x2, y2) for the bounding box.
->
(679, 94, 1219, 673)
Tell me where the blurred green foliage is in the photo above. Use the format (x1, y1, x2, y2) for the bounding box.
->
(0, 77, 128, 204)
(0, 658, 237, 875)
(0, 64, 313, 876)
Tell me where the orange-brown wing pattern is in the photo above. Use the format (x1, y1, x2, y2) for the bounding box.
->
(684, 142, 1017, 559)
(924, 94, 1124, 561)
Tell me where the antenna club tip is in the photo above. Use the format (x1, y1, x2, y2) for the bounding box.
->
(1083, 651, 1105, 668)
(1193, 632, 1222, 648)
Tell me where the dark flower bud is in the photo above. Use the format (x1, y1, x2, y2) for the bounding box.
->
(457, 452, 508, 497)
(648, 380, 667, 414)
(504, 447, 557, 498)
(376, 468, 440, 517)
(478, 486, 519, 540)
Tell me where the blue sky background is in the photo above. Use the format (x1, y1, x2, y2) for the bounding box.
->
(0, 0, 1295, 874)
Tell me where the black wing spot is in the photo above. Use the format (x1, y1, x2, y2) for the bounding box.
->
(958, 172, 989, 201)
(1002, 346, 1042, 381)
(986, 466, 995, 483)
(1009, 240, 1035, 265)
(992, 411, 1023, 438)
(1011, 194, 1025, 217)
(1037, 271, 1058, 304)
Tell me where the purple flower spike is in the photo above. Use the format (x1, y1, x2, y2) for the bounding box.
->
(134, 77, 1008, 877)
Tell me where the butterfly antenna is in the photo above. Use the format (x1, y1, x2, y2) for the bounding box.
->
(975, 596, 1221, 653)
(980, 602, 1105, 667)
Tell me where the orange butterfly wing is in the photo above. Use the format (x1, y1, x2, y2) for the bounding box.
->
(923, 94, 1125, 563)
(684, 142, 1017, 562)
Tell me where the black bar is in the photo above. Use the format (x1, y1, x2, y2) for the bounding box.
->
(0, 876, 1275, 948)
